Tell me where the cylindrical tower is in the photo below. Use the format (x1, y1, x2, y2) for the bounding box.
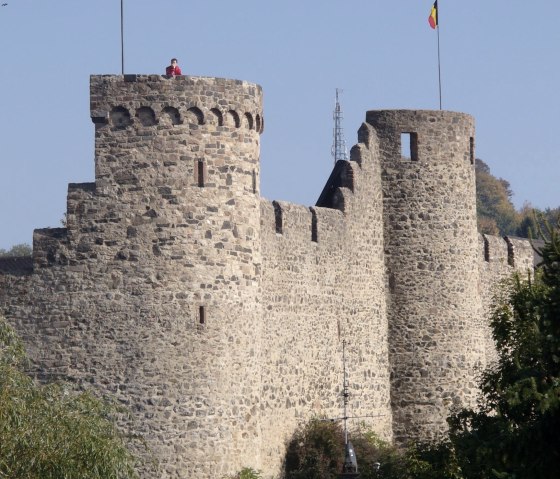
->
(60, 75, 264, 477)
(366, 110, 483, 443)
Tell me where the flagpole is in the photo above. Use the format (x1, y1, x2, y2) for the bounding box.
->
(436, 2, 442, 110)
(120, 0, 125, 75)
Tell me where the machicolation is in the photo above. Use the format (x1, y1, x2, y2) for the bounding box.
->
(0, 74, 536, 479)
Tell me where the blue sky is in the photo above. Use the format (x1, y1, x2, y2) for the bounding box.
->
(1, 0, 559, 249)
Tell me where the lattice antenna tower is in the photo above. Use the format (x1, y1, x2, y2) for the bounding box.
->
(332, 88, 349, 165)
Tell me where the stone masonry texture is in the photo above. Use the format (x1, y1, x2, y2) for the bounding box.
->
(0, 75, 535, 478)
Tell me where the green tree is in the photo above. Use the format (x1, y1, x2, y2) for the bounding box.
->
(476, 159, 519, 236)
(516, 204, 560, 238)
(397, 441, 463, 479)
(446, 218, 560, 478)
(0, 243, 32, 257)
(0, 314, 144, 478)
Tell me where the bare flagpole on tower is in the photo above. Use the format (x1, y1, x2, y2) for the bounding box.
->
(120, 0, 125, 74)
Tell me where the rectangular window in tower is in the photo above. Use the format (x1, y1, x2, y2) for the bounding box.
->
(483, 236, 490, 262)
(195, 159, 206, 187)
(273, 201, 283, 235)
(470, 137, 475, 165)
(199, 306, 206, 325)
(401, 132, 418, 161)
(310, 207, 318, 243)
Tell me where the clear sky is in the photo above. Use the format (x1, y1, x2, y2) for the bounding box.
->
(1, 0, 559, 250)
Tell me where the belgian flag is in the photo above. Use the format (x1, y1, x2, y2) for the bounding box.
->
(428, 1, 438, 29)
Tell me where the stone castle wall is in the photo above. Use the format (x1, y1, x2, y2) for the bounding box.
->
(0, 75, 536, 478)
(258, 123, 393, 471)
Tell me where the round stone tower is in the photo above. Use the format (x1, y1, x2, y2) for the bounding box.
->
(365, 110, 483, 443)
(69, 75, 264, 477)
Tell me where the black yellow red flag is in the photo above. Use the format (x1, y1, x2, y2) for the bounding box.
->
(428, 1, 438, 29)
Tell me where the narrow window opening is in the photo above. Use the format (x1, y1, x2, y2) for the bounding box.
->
(199, 306, 206, 325)
(401, 132, 418, 161)
(469, 137, 475, 165)
(196, 159, 205, 187)
(273, 201, 283, 234)
(506, 238, 515, 267)
(310, 207, 318, 243)
(483, 236, 490, 262)
(252, 169, 257, 194)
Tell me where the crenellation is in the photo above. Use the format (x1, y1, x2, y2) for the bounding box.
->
(505, 236, 535, 272)
(0, 75, 538, 479)
(349, 141, 368, 166)
(270, 202, 312, 241)
(480, 235, 534, 274)
(66, 183, 96, 228)
(481, 234, 510, 265)
(313, 205, 345, 235)
(355, 121, 378, 155)
(32, 227, 69, 268)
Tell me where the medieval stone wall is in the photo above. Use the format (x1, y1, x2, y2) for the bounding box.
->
(258, 121, 393, 472)
(478, 234, 536, 363)
(0, 75, 537, 479)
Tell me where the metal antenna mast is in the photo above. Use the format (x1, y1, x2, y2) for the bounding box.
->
(341, 339, 358, 478)
(342, 339, 350, 445)
(323, 340, 385, 477)
(332, 88, 349, 165)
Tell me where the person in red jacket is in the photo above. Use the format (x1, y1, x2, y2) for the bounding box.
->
(166, 58, 182, 76)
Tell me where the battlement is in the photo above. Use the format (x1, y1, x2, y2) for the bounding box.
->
(90, 75, 263, 132)
(261, 199, 344, 246)
(480, 233, 535, 271)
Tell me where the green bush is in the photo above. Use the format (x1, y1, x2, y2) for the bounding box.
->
(285, 418, 344, 479)
(283, 418, 462, 479)
(284, 419, 406, 479)
(0, 243, 32, 257)
(226, 466, 263, 479)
